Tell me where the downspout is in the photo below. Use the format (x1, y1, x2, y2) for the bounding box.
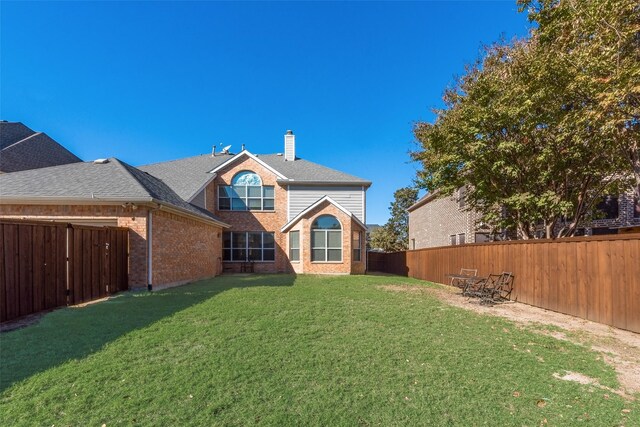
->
(363, 186, 368, 274)
(147, 209, 153, 291)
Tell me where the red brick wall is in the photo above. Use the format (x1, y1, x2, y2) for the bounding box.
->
(0, 204, 149, 287)
(213, 155, 292, 273)
(212, 155, 367, 275)
(151, 209, 222, 287)
(288, 201, 366, 275)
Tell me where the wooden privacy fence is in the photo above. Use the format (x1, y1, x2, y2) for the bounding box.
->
(1, 221, 129, 322)
(368, 234, 640, 333)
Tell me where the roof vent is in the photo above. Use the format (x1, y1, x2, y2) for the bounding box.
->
(93, 158, 109, 164)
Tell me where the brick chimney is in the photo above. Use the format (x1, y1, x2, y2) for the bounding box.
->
(284, 130, 295, 161)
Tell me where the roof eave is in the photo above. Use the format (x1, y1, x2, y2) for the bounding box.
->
(407, 191, 440, 212)
(0, 196, 230, 229)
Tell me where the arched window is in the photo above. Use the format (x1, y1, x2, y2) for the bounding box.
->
(311, 215, 342, 262)
(219, 170, 275, 211)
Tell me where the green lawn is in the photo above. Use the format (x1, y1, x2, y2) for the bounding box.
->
(1, 274, 637, 426)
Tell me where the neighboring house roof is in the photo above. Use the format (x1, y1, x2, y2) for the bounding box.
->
(139, 150, 371, 201)
(0, 121, 82, 172)
(0, 121, 36, 149)
(280, 195, 367, 232)
(0, 158, 229, 227)
(407, 190, 441, 212)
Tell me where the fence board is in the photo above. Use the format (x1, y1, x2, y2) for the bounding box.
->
(32, 226, 45, 313)
(18, 225, 33, 317)
(368, 234, 640, 333)
(0, 224, 5, 322)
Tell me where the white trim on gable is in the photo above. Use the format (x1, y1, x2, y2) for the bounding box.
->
(208, 150, 288, 180)
(281, 195, 367, 232)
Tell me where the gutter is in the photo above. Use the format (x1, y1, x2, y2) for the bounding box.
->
(276, 180, 372, 187)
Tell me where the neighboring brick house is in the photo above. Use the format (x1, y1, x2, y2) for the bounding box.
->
(1, 129, 371, 289)
(0, 121, 81, 173)
(140, 131, 371, 275)
(408, 187, 640, 249)
(0, 158, 229, 289)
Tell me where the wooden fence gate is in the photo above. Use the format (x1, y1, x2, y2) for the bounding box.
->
(0, 221, 129, 322)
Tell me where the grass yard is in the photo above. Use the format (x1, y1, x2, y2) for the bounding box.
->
(1, 274, 637, 426)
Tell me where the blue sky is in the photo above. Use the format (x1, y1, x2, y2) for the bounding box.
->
(1, 1, 531, 224)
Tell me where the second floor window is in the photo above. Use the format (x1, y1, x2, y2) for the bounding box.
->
(219, 171, 275, 211)
(596, 195, 619, 220)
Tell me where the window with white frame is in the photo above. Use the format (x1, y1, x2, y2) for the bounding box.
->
(289, 231, 300, 262)
(311, 215, 342, 262)
(222, 231, 275, 262)
(218, 171, 275, 211)
(352, 231, 362, 262)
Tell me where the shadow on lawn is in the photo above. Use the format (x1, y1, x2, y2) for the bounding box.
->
(0, 274, 296, 392)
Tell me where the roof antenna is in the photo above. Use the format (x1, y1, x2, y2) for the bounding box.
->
(221, 144, 232, 154)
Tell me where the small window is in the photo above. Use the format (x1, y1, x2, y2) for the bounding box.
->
(352, 231, 362, 262)
(458, 186, 466, 209)
(289, 231, 300, 262)
(635, 189, 640, 219)
(450, 235, 456, 246)
(458, 233, 466, 245)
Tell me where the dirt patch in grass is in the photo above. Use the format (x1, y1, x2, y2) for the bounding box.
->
(380, 283, 640, 396)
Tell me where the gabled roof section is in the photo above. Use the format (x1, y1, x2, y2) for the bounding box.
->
(208, 150, 288, 179)
(0, 158, 229, 227)
(139, 153, 234, 201)
(0, 121, 36, 149)
(280, 196, 367, 232)
(0, 132, 82, 173)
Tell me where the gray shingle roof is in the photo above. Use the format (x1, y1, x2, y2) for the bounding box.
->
(139, 151, 371, 201)
(257, 154, 371, 185)
(0, 158, 226, 225)
(0, 122, 36, 149)
(0, 122, 82, 172)
(139, 154, 234, 200)
(0, 132, 83, 173)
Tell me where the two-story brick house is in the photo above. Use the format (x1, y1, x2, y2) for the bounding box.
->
(0, 129, 371, 290)
(140, 131, 371, 275)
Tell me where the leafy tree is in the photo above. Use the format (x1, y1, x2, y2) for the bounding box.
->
(520, 0, 640, 199)
(368, 225, 399, 252)
(412, 0, 637, 238)
(370, 187, 418, 251)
